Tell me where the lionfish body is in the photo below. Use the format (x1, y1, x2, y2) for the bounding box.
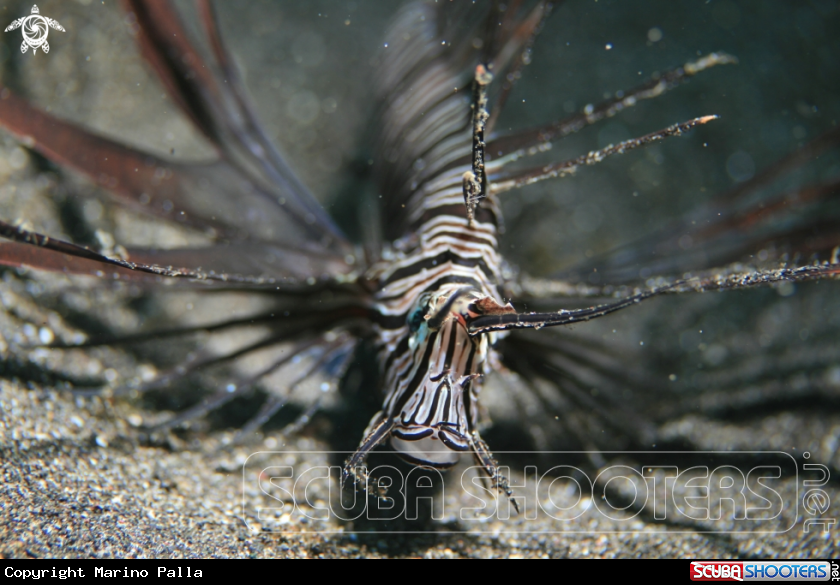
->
(360, 4, 521, 476)
(1, 0, 839, 507)
(368, 207, 510, 462)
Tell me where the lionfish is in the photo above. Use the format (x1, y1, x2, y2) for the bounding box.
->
(1, 0, 838, 509)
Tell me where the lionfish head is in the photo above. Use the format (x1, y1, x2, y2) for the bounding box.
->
(388, 286, 512, 467)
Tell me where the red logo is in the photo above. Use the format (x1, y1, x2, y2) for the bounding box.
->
(691, 562, 744, 582)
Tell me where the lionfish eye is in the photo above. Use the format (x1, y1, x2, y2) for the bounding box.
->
(407, 305, 427, 334)
(407, 292, 433, 334)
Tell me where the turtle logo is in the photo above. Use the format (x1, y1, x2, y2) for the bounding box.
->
(5, 5, 65, 54)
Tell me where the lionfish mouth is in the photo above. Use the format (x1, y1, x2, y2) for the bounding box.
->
(391, 365, 477, 469)
(391, 423, 470, 469)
